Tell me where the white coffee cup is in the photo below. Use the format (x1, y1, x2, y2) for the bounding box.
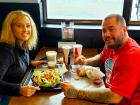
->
(62, 46, 72, 65)
(73, 44, 83, 60)
(46, 51, 57, 62)
(48, 61, 56, 69)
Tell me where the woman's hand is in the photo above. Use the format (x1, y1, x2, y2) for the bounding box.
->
(75, 55, 87, 65)
(20, 85, 40, 97)
(31, 60, 47, 67)
(61, 82, 78, 98)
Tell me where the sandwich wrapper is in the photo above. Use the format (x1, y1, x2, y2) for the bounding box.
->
(77, 65, 105, 83)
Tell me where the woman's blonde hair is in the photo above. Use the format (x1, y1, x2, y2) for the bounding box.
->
(0, 10, 38, 50)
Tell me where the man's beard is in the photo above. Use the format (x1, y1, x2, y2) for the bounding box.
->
(106, 39, 123, 50)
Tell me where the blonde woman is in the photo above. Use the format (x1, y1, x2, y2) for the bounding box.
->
(0, 10, 47, 102)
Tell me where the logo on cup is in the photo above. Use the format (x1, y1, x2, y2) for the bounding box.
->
(74, 48, 78, 59)
(73, 44, 83, 60)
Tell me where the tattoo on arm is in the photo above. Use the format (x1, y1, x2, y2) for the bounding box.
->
(77, 88, 122, 104)
(65, 87, 78, 98)
(87, 55, 101, 66)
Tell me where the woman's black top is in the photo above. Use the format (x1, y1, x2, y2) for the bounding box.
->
(0, 42, 30, 96)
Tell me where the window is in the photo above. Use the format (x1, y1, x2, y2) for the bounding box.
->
(130, 0, 140, 25)
(42, 0, 140, 26)
(42, 0, 124, 25)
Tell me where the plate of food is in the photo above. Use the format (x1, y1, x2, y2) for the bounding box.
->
(70, 65, 105, 86)
(21, 66, 64, 91)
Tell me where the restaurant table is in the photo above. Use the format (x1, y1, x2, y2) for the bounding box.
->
(8, 47, 108, 105)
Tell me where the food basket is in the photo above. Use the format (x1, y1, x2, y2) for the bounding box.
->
(21, 64, 64, 92)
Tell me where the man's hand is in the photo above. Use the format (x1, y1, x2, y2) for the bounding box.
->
(20, 85, 40, 97)
(61, 82, 78, 98)
(75, 55, 87, 65)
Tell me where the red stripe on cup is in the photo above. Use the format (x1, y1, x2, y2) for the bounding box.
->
(74, 48, 78, 59)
